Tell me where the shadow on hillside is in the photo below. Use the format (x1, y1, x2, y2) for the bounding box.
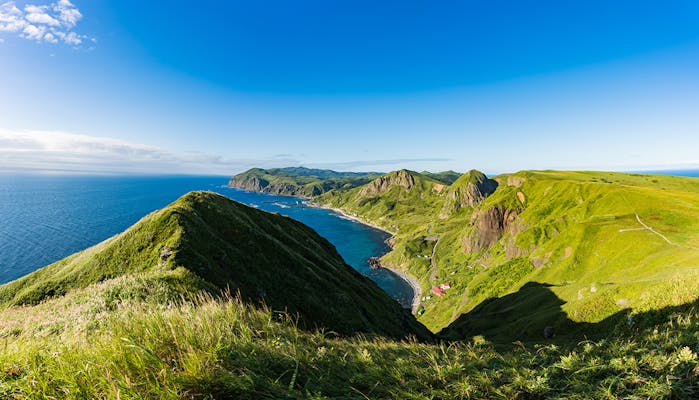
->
(439, 282, 573, 343)
(436, 281, 695, 346)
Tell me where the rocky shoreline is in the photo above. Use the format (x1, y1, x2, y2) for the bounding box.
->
(382, 264, 423, 313)
(310, 203, 396, 235)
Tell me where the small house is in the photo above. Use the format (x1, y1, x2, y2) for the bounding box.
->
(432, 286, 445, 296)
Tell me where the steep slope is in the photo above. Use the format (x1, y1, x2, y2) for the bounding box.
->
(0, 191, 429, 339)
(318, 169, 699, 341)
(228, 166, 381, 197)
(440, 169, 498, 217)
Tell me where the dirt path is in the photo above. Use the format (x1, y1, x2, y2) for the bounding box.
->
(617, 227, 646, 232)
(618, 193, 675, 246)
(619, 211, 699, 252)
(634, 213, 673, 245)
(429, 236, 441, 281)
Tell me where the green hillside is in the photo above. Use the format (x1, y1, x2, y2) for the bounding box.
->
(0, 191, 428, 339)
(315, 169, 447, 233)
(228, 167, 382, 197)
(317, 170, 699, 340)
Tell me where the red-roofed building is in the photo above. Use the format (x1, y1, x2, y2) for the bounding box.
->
(431, 286, 445, 296)
(439, 282, 451, 290)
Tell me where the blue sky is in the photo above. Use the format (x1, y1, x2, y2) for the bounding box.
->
(1, 0, 699, 175)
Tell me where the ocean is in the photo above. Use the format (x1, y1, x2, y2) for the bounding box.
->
(639, 169, 699, 178)
(0, 174, 414, 307)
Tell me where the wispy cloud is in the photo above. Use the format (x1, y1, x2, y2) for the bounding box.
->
(307, 158, 453, 171)
(0, 130, 301, 175)
(0, 0, 92, 46)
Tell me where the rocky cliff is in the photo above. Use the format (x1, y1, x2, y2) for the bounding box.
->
(358, 169, 417, 197)
(463, 205, 521, 253)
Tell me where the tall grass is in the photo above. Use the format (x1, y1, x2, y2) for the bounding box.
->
(1, 286, 698, 399)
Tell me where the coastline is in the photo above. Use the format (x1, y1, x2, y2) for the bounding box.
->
(308, 202, 396, 235)
(382, 264, 423, 313)
(309, 202, 423, 313)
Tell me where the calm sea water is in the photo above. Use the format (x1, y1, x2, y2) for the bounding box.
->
(640, 169, 699, 178)
(0, 175, 413, 307)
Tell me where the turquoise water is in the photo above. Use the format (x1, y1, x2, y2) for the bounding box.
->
(0, 175, 414, 307)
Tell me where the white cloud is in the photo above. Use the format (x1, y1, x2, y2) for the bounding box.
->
(54, 0, 80, 28)
(0, 2, 25, 32)
(43, 31, 56, 43)
(25, 4, 60, 26)
(306, 158, 453, 171)
(63, 30, 79, 44)
(0, 0, 92, 45)
(22, 23, 45, 40)
(0, 130, 302, 175)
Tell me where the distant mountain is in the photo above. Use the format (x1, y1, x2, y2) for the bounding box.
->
(260, 166, 379, 179)
(421, 170, 462, 185)
(228, 167, 382, 197)
(0, 191, 430, 339)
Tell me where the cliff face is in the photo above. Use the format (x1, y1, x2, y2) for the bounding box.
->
(358, 169, 417, 197)
(229, 176, 269, 192)
(228, 167, 379, 197)
(228, 175, 312, 197)
(463, 206, 521, 253)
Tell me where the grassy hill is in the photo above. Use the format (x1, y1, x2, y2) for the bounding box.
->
(316, 170, 699, 341)
(0, 191, 429, 339)
(228, 167, 382, 197)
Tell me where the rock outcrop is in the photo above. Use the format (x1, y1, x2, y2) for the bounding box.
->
(463, 206, 521, 253)
(229, 176, 269, 192)
(368, 257, 382, 270)
(358, 169, 417, 197)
